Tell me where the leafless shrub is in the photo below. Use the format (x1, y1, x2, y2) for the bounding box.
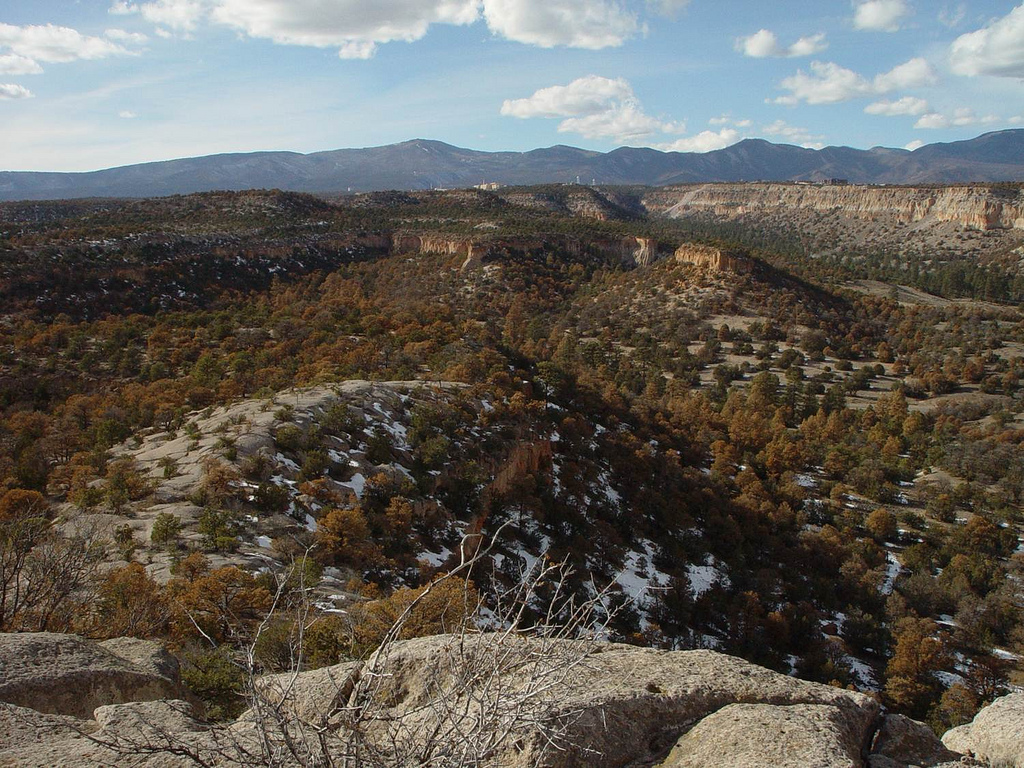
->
(82, 528, 635, 767)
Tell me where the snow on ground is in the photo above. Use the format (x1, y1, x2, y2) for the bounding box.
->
(844, 654, 878, 689)
(796, 474, 816, 488)
(422, 546, 452, 568)
(304, 514, 318, 532)
(687, 556, 730, 598)
(615, 540, 669, 600)
(596, 470, 621, 505)
(881, 551, 902, 595)
(340, 472, 366, 498)
(935, 670, 965, 688)
(274, 453, 300, 472)
(256, 535, 273, 549)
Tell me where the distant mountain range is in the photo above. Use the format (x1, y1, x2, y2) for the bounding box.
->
(2, 130, 1023, 201)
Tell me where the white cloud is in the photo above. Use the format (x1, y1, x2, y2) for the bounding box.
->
(119, 110, 139, 118)
(762, 119, 823, 146)
(904, 139, 924, 150)
(1010, 115, 1023, 124)
(737, 29, 827, 58)
(339, 40, 378, 59)
(0, 54, 43, 75)
(708, 115, 751, 128)
(865, 95, 930, 115)
(873, 57, 936, 90)
(949, 3, 1024, 78)
(207, 0, 638, 56)
(105, 29, 150, 44)
(647, 0, 690, 18)
(853, 0, 911, 32)
(500, 75, 684, 143)
(137, 0, 206, 32)
(109, 1, 138, 14)
(776, 57, 936, 105)
(0, 23, 130, 63)
(776, 61, 874, 104)
(482, 0, 639, 49)
(0, 83, 33, 99)
(211, 0, 479, 55)
(659, 128, 741, 152)
(938, 3, 966, 28)
(914, 108, 1000, 129)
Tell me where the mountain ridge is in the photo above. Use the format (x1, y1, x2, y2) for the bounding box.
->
(1, 130, 1023, 201)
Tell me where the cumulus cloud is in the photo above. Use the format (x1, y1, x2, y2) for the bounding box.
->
(210, 0, 479, 57)
(0, 83, 32, 99)
(658, 128, 741, 152)
(775, 61, 874, 104)
(762, 119, 824, 147)
(204, 0, 639, 58)
(105, 28, 150, 44)
(914, 108, 999, 129)
(904, 139, 924, 150)
(647, 0, 690, 17)
(873, 57, 936, 89)
(864, 95, 930, 115)
(0, 54, 43, 75)
(113, 0, 207, 32)
(775, 57, 936, 105)
(853, 0, 911, 32)
(709, 115, 751, 128)
(482, 0, 640, 49)
(500, 75, 684, 143)
(737, 29, 827, 58)
(0, 23, 130, 63)
(950, 3, 1024, 78)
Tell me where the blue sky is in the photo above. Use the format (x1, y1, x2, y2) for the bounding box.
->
(1, 0, 1022, 171)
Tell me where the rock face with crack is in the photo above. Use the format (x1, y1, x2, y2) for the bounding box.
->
(0, 632, 185, 719)
(0, 631, 989, 767)
(943, 693, 1024, 768)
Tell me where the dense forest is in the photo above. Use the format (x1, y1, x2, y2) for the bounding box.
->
(0, 186, 1021, 731)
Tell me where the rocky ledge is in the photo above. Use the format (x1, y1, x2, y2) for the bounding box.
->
(0, 631, 1011, 767)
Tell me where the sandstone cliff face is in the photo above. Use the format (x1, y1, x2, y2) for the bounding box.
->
(654, 184, 1024, 231)
(674, 243, 754, 273)
(352, 232, 664, 270)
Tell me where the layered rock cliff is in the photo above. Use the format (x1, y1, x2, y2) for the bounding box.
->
(350, 232, 664, 269)
(649, 184, 1024, 232)
(674, 243, 754, 273)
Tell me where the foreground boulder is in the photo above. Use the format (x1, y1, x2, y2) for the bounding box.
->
(261, 633, 963, 768)
(943, 693, 1024, 768)
(0, 631, 978, 767)
(0, 633, 185, 719)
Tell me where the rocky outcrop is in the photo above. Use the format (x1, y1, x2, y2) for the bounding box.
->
(674, 243, 754, 273)
(655, 183, 1024, 231)
(0, 632, 981, 767)
(659, 702, 869, 768)
(255, 634, 959, 768)
(631, 236, 659, 267)
(943, 693, 1024, 767)
(353, 230, 670, 270)
(870, 714, 969, 767)
(0, 632, 185, 719)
